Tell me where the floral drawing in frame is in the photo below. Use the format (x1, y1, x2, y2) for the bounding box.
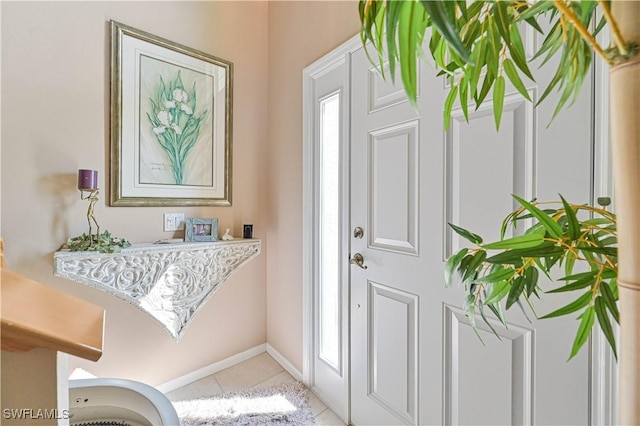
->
(110, 20, 233, 206)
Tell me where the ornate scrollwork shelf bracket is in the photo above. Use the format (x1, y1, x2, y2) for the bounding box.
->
(53, 239, 261, 341)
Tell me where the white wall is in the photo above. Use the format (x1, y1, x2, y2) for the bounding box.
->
(1, 1, 269, 386)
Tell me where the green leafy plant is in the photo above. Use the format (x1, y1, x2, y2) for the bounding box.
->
(446, 196, 617, 360)
(359, 1, 636, 128)
(147, 71, 207, 185)
(61, 230, 131, 254)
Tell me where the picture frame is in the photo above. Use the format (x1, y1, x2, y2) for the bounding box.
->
(185, 218, 219, 242)
(243, 224, 253, 239)
(109, 20, 233, 207)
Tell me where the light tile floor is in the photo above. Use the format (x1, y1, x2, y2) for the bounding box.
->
(165, 352, 346, 425)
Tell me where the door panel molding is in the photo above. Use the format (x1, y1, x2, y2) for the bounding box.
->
(443, 91, 536, 259)
(368, 120, 420, 256)
(368, 281, 419, 425)
(443, 304, 534, 426)
(368, 62, 419, 113)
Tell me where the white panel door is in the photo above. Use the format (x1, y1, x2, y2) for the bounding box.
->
(349, 31, 594, 425)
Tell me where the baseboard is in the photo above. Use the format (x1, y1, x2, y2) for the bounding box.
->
(266, 343, 303, 381)
(157, 343, 266, 393)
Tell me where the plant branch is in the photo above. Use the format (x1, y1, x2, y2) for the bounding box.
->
(553, 0, 611, 64)
(597, 0, 628, 56)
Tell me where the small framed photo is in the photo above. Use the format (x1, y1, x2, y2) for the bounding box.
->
(243, 224, 253, 239)
(185, 218, 219, 242)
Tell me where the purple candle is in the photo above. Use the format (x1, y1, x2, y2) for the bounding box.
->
(78, 169, 98, 190)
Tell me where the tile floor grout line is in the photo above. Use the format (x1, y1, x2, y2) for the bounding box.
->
(252, 369, 288, 389)
(212, 374, 223, 394)
(314, 407, 329, 419)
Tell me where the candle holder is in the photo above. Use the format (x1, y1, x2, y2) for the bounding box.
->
(77, 169, 101, 246)
(59, 170, 130, 253)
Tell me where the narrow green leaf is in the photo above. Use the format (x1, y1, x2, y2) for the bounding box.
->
(469, 37, 486, 97)
(600, 279, 620, 323)
(516, 299, 534, 323)
(444, 84, 458, 130)
(420, 0, 472, 63)
(485, 280, 511, 306)
(503, 58, 531, 101)
(485, 242, 563, 264)
(492, 1, 511, 44)
(464, 293, 485, 344)
(524, 17, 543, 34)
(517, 0, 555, 21)
(558, 271, 595, 282)
(595, 297, 617, 359)
(524, 267, 539, 297)
(475, 267, 515, 284)
(493, 75, 505, 130)
(456, 0, 469, 20)
(462, 250, 487, 282)
(506, 276, 525, 309)
(487, 301, 507, 326)
(478, 301, 503, 341)
(444, 248, 468, 287)
(448, 222, 482, 244)
(487, 19, 501, 77)
(385, 0, 402, 80)
(397, 1, 422, 105)
(541, 291, 592, 319)
(534, 258, 553, 281)
(462, 19, 481, 50)
(584, 218, 613, 226)
(537, 67, 563, 107)
(568, 306, 595, 360)
(482, 232, 544, 250)
(476, 70, 494, 108)
(564, 250, 576, 278)
(547, 276, 595, 293)
(580, 246, 617, 257)
(513, 195, 563, 238)
(531, 19, 560, 60)
(459, 79, 469, 122)
(598, 236, 618, 246)
(610, 278, 619, 299)
(508, 24, 535, 81)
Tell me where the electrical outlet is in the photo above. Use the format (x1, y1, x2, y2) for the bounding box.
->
(163, 213, 185, 232)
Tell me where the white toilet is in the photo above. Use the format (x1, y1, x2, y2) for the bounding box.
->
(69, 378, 179, 426)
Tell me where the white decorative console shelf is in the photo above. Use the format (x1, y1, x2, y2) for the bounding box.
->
(53, 239, 260, 341)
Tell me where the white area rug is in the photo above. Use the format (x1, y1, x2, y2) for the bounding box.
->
(173, 382, 316, 425)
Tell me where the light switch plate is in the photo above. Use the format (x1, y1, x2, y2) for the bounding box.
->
(164, 213, 185, 232)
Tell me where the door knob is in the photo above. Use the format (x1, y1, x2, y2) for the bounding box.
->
(350, 253, 368, 269)
(353, 226, 364, 239)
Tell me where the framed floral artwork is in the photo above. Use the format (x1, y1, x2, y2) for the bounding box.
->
(109, 21, 233, 206)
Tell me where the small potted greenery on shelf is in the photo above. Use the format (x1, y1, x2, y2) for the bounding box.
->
(61, 230, 131, 254)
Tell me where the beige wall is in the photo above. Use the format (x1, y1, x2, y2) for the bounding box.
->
(1, 349, 59, 425)
(267, 1, 359, 371)
(1, 1, 269, 386)
(1, 0, 361, 390)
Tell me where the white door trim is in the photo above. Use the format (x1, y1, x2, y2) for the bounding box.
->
(302, 33, 362, 422)
(590, 19, 619, 426)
